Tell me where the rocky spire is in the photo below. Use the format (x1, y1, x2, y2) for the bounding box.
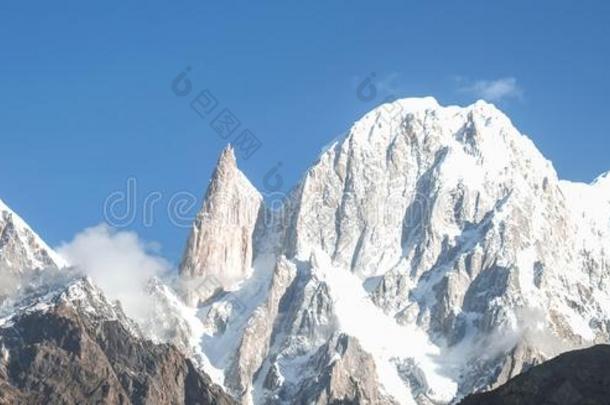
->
(179, 145, 263, 305)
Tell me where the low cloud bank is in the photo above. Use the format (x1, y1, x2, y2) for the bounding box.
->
(58, 224, 171, 321)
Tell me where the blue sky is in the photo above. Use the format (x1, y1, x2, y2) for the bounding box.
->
(1, 1, 609, 263)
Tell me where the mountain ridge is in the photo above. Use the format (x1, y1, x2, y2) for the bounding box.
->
(1, 97, 609, 404)
(174, 97, 609, 404)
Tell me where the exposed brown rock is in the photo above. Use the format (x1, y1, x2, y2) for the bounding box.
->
(0, 287, 236, 405)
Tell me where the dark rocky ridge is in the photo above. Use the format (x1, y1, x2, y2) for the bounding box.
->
(0, 282, 236, 405)
(459, 345, 610, 405)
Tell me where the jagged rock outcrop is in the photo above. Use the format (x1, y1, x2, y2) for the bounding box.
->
(459, 344, 610, 405)
(0, 278, 236, 405)
(292, 334, 391, 405)
(179, 146, 263, 306)
(227, 256, 297, 401)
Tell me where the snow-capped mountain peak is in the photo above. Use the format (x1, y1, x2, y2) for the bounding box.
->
(0, 198, 67, 274)
(1, 97, 609, 405)
(177, 97, 610, 404)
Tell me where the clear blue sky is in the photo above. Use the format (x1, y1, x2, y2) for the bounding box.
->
(1, 1, 609, 263)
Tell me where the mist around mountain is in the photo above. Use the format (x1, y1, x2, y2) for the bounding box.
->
(1, 98, 609, 404)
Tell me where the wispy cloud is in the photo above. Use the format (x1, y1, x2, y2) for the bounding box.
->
(58, 224, 171, 321)
(458, 77, 523, 102)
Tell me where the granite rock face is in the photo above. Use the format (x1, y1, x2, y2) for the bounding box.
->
(226, 256, 297, 401)
(179, 146, 263, 306)
(292, 334, 391, 405)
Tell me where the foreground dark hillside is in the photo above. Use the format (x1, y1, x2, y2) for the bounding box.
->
(0, 281, 236, 405)
(460, 345, 610, 405)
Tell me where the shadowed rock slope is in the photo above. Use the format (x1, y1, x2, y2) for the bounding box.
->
(0, 279, 236, 405)
(460, 345, 610, 405)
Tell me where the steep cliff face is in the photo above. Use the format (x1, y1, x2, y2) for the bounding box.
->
(179, 146, 263, 306)
(0, 278, 236, 405)
(178, 98, 610, 404)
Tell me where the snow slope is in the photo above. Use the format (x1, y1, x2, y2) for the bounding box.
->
(0, 198, 67, 272)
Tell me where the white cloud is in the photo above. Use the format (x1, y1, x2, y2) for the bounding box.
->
(459, 77, 523, 102)
(57, 224, 171, 321)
